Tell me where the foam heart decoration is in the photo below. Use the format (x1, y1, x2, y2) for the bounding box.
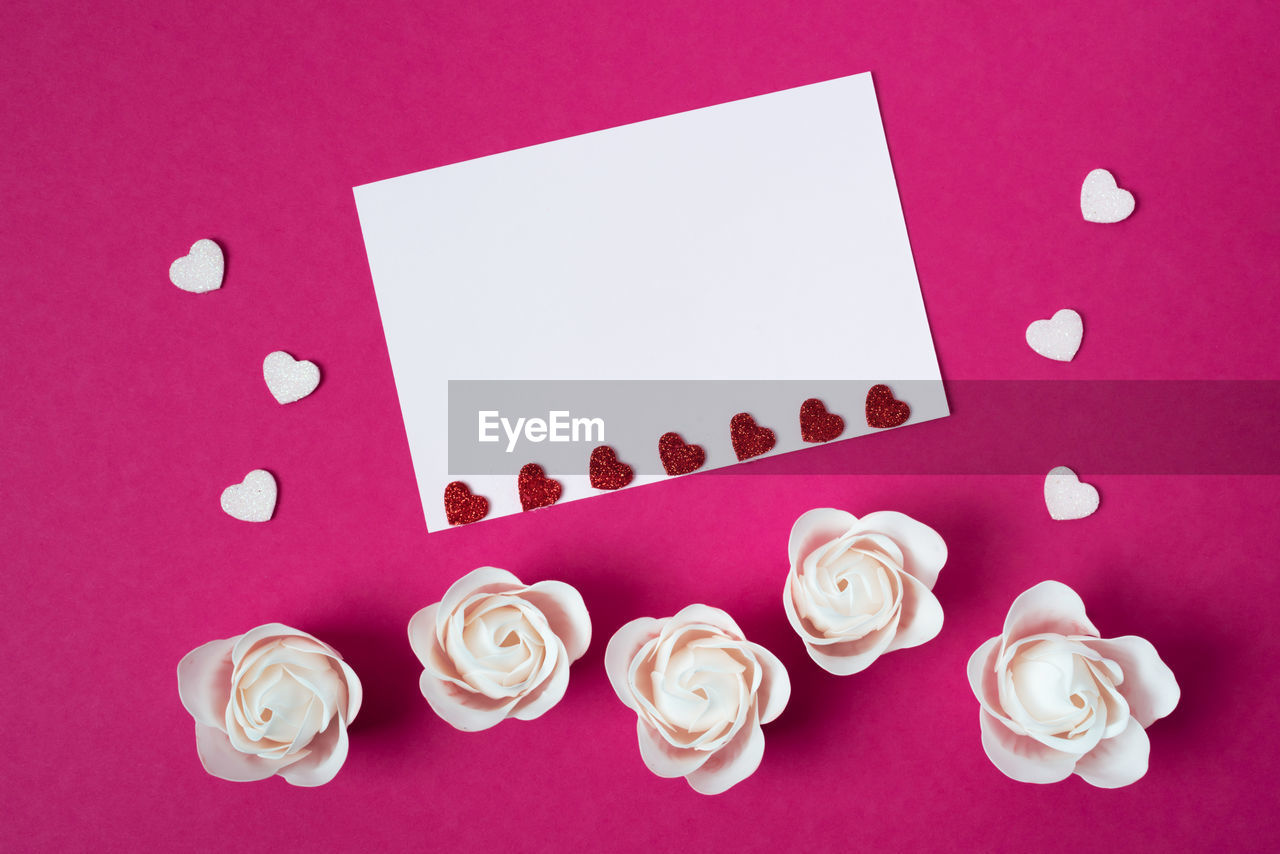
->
(589, 446, 634, 490)
(1026, 309, 1083, 362)
(1080, 169, 1135, 223)
(169, 239, 224, 293)
(443, 481, 489, 525)
(1044, 466, 1099, 520)
(220, 470, 276, 522)
(658, 432, 706, 476)
(518, 463, 562, 511)
(263, 351, 321, 404)
(799, 398, 845, 443)
(865, 384, 910, 428)
(730, 413, 776, 461)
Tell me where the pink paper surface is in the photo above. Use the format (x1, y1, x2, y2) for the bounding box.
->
(2, 1, 1277, 851)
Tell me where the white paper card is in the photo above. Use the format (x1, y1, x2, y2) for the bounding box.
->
(355, 72, 946, 531)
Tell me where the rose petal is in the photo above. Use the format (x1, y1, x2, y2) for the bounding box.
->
(510, 639, 571, 721)
(978, 709, 1077, 784)
(744, 643, 790, 724)
(966, 636, 1022, 731)
(334, 658, 362, 724)
(435, 567, 523, 638)
(666, 604, 745, 640)
(685, 713, 766, 795)
(604, 618, 663, 709)
(417, 669, 518, 732)
(884, 571, 944, 652)
(177, 638, 236, 729)
(521, 580, 592, 662)
(1073, 718, 1151, 788)
(849, 511, 947, 589)
(193, 722, 294, 782)
(277, 716, 350, 787)
(800, 612, 900, 675)
(787, 508, 859, 567)
(1081, 636, 1180, 727)
(407, 603, 441, 667)
(232, 623, 332, 664)
(1002, 581, 1099, 643)
(636, 719, 711, 778)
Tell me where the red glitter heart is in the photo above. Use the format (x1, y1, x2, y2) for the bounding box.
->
(589, 445, 634, 490)
(443, 481, 489, 526)
(730, 413, 776, 461)
(799, 398, 845, 443)
(865, 384, 911, 428)
(517, 463, 562, 511)
(658, 432, 706, 476)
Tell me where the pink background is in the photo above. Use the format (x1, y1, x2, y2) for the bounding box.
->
(3, 1, 1278, 851)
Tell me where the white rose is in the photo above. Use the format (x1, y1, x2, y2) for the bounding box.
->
(784, 509, 947, 675)
(408, 567, 591, 731)
(967, 580, 1180, 787)
(605, 604, 790, 795)
(176, 623, 362, 786)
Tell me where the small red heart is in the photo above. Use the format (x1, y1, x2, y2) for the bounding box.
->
(730, 413, 776, 461)
(799, 398, 845, 443)
(589, 445, 634, 490)
(865, 384, 910, 428)
(443, 481, 489, 526)
(658, 432, 706, 476)
(517, 463, 562, 511)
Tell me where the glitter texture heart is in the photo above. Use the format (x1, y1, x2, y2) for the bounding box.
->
(1080, 168, 1135, 223)
(1026, 309, 1083, 362)
(799, 398, 845, 443)
(1044, 466, 1100, 520)
(443, 481, 489, 525)
(658, 432, 706, 476)
(220, 469, 276, 522)
(169, 239, 224, 293)
(730, 413, 776, 461)
(588, 446, 634, 490)
(263, 351, 321, 404)
(865, 384, 910, 428)
(517, 463, 562, 511)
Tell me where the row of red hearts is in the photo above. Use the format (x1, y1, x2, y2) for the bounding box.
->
(443, 383, 911, 525)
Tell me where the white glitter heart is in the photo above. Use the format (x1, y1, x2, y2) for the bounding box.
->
(263, 351, 321, 404)
(1026, 308, 1083, 362)
(220, 470, 277, 522)
(1044, 466, 1099, 521)
(1080, 168, 1135, 223)
(169, 239, 224, 293)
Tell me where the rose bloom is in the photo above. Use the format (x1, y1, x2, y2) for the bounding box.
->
(967, 580, 1180, 787)
(605, 605, 790, 795)
(408, 567, 591, 731)
(176, 623, 362, 786)
(785, 509, 947, 675)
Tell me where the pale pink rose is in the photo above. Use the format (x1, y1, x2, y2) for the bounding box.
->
(177, 623, 362, 786)
(784, 509, 947, 675)
(408, 567, 591, 731)
(605, 605, 790, 795)
(968, 580, 1180, 787)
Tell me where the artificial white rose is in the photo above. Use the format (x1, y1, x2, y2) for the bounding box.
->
(408, 567, 591, 731)
(177, 623, 362, 786)
(784, 509, 947, 675)
(968, 580, 1180, 787)
(605, 604, 790, 795)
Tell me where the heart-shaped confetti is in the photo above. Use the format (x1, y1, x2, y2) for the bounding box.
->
(263, 351, 321, 404)
(1044, 466, 1099, 520)
(730, 413, 776, 461)
(169, 239, 224, 293)
(443, 481, 489, 526)
(220, 469, 276, 522)
(799, 398, 845, 443)
(1026, 309, 1083, 362)
(589, 446, 634, 490)
(518, 463, 562, 511)
(865, 384, 910, 428)
(658, 432, 706, 476)
(1080, 168, 1135, 223)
